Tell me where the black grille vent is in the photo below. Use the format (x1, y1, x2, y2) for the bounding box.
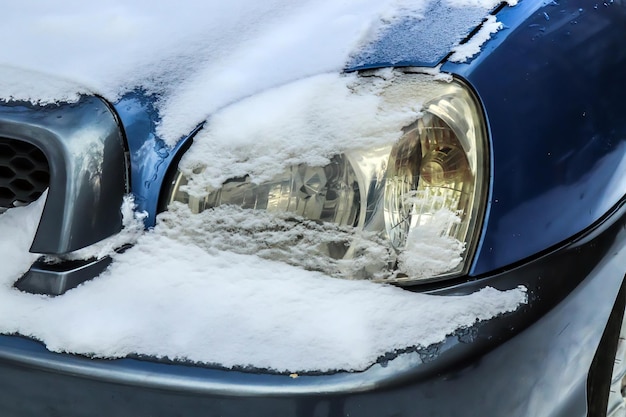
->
(0, 138, 50, 210)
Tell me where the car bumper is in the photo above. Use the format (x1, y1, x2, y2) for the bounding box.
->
(0, 199, 625, 417)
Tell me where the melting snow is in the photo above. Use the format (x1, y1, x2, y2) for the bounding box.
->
(449, 15, 504, 63)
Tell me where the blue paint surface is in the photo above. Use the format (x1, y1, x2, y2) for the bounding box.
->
(113, 92, 196, 226)
(444, 0, 626, 274)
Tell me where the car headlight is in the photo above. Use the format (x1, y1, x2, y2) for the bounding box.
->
(165, 74, 488, 284)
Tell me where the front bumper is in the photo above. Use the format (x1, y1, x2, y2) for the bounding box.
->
(0, 199, 625, 417)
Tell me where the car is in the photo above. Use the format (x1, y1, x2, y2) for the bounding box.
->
(0, 0, 624, 416)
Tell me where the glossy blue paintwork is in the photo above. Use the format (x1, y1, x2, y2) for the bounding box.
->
(113, 92, 195, 226)
(442, 0, 626, 274)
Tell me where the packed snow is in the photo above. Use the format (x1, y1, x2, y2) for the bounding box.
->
(0, 0, 523, 372)
(179, 70, 422, 193)
(0, 196, 526, 372)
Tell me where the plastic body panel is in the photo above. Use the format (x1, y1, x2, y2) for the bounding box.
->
(0, 198, 624, 416)
(0, 98, 127, 254)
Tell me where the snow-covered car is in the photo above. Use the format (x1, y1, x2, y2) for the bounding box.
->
(0, 0, 625, 416)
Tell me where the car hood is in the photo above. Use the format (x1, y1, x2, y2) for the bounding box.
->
(0, 0, 500, 145)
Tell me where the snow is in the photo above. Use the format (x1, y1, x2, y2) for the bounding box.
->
(0, 66, 89, 105)
(178, 70, 422, 192)
(156, 202, 467, 282)
(415, 64, 455, 82)
(445, 0, 516, 7)
(0, 0, 510, 144)
(349, 0, 510, 70)
(398, 208, 465, 279)
(0, 196, 527, 372)
(0, 0, 525, 373)
(158, 203, 396, 281)
(449, 15, 504, 63)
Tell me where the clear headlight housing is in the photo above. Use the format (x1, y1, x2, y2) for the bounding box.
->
(166, 74, 488, 284)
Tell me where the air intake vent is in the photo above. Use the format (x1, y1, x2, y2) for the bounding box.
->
(0, 138, 50, 211)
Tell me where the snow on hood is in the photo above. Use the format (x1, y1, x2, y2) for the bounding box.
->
(0, 0, 525, 373)
(0, 0, 509, 144)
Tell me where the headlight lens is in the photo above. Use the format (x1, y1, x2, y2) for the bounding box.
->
(166, 74, 488, 284)
(174, 154, 360, 227)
